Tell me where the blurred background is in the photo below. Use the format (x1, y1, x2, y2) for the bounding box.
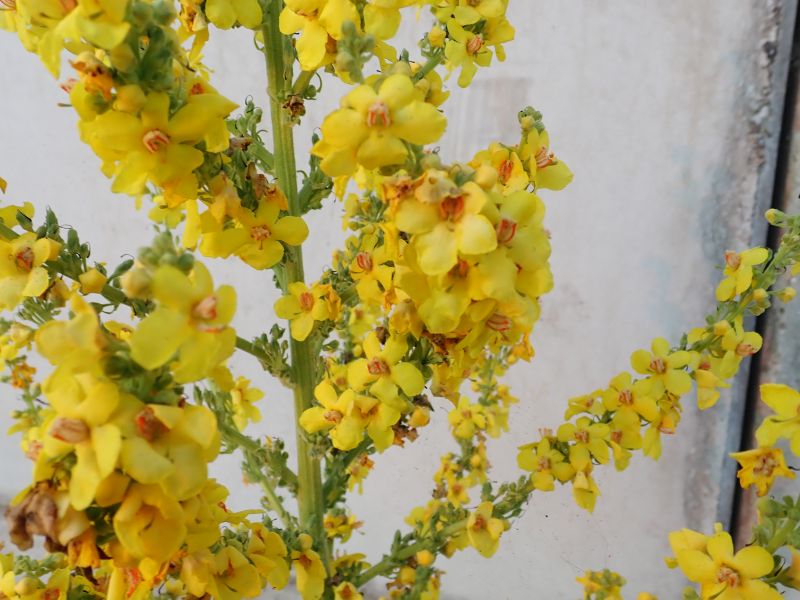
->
(2, 1, 800, 597)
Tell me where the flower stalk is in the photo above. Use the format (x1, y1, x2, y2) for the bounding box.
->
(260, 2, 329, 567)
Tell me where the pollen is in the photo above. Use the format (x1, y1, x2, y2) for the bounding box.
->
(250, 225, 272, 241)
(14, 247, 34, 272)
(142, 129, 170, 153)
(367, 357, 391, 375)
(366, 101, 392, 128)
(496, 217, 518, 244)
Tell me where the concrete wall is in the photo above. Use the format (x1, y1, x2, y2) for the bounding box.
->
(1, 2, 799, 597)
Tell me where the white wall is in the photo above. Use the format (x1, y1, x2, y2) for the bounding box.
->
(1, 2, 798, 598)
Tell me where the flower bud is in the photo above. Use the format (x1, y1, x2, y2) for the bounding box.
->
(415, 549, 435, 567)
(765, 208, 787, 226)
(712, 320, 731, 336)
(778, 287, 796, 303)
(114, 85, 146, 113)
(757, 496, 781, 517)
(79, 268, 108, 294)
(428, 26, 446, 48)
(121, 267, 152, 299)
(419, 152, 442, 171)
(409, 407, 430, 428)
(398, 566, 416, 585)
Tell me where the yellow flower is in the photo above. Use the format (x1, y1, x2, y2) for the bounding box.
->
(666, 526, 710, 568)
(435, 0, 505, 26)
(601, 372, 659, 422)
(349, 233, 394, 304)
(347, 454, 374, 492)
(0, 233, 55, 310)
(520, 127, 573, 191)
(364, 0, 416, 41)
(274, 282, 336, 341)
(729, 446, 794, 497)
(675, 530, 780, 599)
(557, 417, 610, 471)
(572, 468, 600, 512)
(113, 484, 187, 566)
(36, 293, 104, 371)
(444, 19, 493, 87)
(470, 143, 529, 193)
(717, 322, 762, 378)
(210, 546, 261, 600)
(785, 548, 800, 589)
(564, 390, 605, 419)
(246, 523, 290, 590)
(129, 262, 237, 383)
(445, 475, 470, 507)
(42, 376, 123, 510)
(607, 410, 642, 471)
(630, 337, 692, 397)
(25, 0, 131, 77)
(347, 331, 425, 403)
(291, 534, 326, 600)
(517, 437, 575, 491)
(0, 324, 32, 371)
(448, 396, 486, 439)
(755, 383, 800, 455)
(312, 74, 447, 176)
(230, 377, 264, 431)
(324, 512, 362, 542)
(67, 529, 100, 568)
(200, 200, 309, 269)
(693, 362, 729, 410)
(715, 248, 769, 301)
(107, 565, 150, 600)
(300, 381, 363, 450)
(205, 0, 262, 29)
(394, 178, 497, 276)
(180, 549, 216, 597)
(84, 91, 237, 200)
(117, 400, 220, 500)
(466, 502, 504, 558)
(334, 582, 363, 600)
(0, 200, 34, 231)
(279, 0, 359, 71)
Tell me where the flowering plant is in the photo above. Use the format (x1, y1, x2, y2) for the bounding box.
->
(1, 1, 799, 599)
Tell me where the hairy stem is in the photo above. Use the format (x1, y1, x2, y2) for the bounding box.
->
(355, 521, 467, 586)
(260, 4, 329, 567)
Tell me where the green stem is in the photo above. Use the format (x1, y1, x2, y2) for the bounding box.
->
(412, 50, 444, 82)
(261, 6, 329, 568)
(766, 517, 797, 554)
(220, 421, 294, 528)
(292, 69, 316, 95)
(356, 521, 467, 586)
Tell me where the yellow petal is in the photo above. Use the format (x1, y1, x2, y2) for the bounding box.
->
(130, 308, 191, 370)
(120, 437, 175, 484)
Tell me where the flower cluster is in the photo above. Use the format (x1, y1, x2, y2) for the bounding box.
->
(5, 0, 800, 597)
